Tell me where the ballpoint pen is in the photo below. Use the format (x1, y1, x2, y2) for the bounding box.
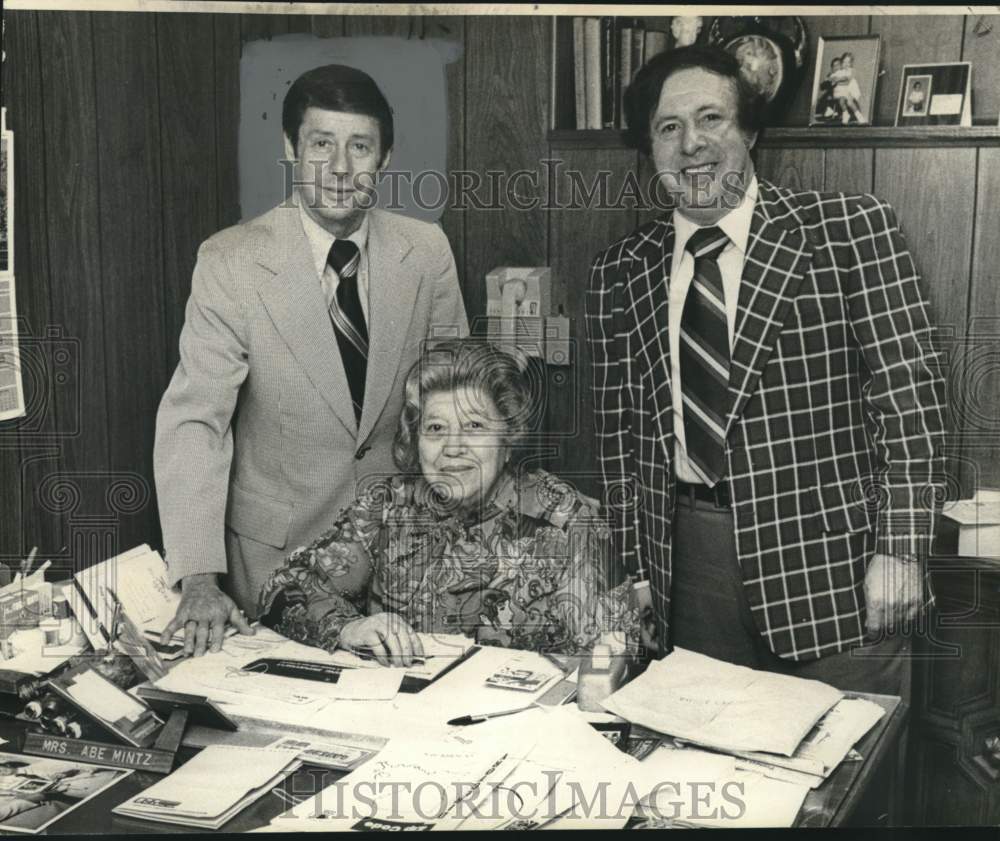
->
(447, 704, 538, 726)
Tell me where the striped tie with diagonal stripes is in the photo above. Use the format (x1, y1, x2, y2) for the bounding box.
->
(327, 239, 368, 425)
(679, 225, 731, 486)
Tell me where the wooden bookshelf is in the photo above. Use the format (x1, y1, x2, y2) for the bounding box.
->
(549, 14, 1000, 149)
(548, 125, 1000, 149)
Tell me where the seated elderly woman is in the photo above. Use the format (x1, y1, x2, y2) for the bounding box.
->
(258, 339, 637, 664)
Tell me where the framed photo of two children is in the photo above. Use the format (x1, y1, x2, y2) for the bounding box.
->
(809, 35, 881, 126)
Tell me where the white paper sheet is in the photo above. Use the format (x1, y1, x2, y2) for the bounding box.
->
(636, 745, 810, 828)
(602, 648, 843, 756)
(153, 628, 404, 720)
(729, 696, 885, 783)
(406, 645, 563, 723)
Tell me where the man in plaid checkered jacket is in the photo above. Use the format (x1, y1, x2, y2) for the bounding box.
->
(586, 46, 947, 698)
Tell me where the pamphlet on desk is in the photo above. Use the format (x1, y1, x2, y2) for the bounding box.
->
(113, 745, 300, 830)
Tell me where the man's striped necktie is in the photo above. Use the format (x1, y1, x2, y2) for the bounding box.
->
(679, 225, 731, 486)
(326, 239, 368, 425)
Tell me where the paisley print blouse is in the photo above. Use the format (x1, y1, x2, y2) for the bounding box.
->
(258, 470, 638, 655)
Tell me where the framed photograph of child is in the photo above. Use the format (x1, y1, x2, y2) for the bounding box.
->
(895, 63, 972, 127)
(809, 35, 881, 127)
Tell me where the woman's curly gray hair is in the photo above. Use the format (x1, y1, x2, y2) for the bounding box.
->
(392, 339, 535, 473)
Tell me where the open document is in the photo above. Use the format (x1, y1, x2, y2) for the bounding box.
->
(263, 706, 650, 832)
(634, 745, 810, 828)
(152, 628, 405, 725)
(602, 648, 843, 756)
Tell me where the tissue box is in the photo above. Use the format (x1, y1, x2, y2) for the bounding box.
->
(941, 490, 1000, 558)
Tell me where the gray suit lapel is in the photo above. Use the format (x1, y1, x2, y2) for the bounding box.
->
(255, 205, 358, 436)
(358, 210, 418, 444)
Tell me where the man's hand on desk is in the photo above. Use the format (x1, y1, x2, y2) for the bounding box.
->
(339, 612, 424, 667)
(864, 553, 923, 637)
(162, 573, 255, 657)
(631, 581, 659, 653)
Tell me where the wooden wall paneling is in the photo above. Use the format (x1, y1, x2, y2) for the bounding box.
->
(284, 14, 312, 34)
(37, 11, 109, 563)
(869, 15, 966, 126)
(464, 16, 551, 324)
(430, 16, 467, 298)
(0, 12, 48, 562)
(963, 14, 1000, 122)
(310, 14, 345, 38)
(92, 12, 163, 550)
(344, 15, 415, 37)
(874, 147, 976, 495)
(547, 147, 639, 497)
(240, 14, 295, 41)
(823, 147, 874, 194)
(782, 15, 871, 127)
(215, 14, 242, 228)
(962, 147, 1000, 490)
(754, 147, 824, 191)
(158, 14, 220, 373)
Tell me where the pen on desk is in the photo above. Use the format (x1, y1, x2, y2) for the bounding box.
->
(351, 646, 426, 665)
(447, 705, 538, 726)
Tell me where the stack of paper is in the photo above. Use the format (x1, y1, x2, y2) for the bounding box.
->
(113, 745, 300, 829)
(634, 745, 811, 828)
(261, 705, 658, 833)
(152, 628, 405, 727)
(602, 648, 844, 757)
(727, 697, 886, 787)
(72, 544, 176, 651)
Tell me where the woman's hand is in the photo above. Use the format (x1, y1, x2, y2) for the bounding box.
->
(339, 613, 425, 667)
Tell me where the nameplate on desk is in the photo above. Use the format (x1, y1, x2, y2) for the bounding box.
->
(21, 732, 175, 774)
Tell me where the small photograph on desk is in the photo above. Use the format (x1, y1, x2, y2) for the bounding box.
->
(484, 657, 560, 693)
(0, 751, 131, 834)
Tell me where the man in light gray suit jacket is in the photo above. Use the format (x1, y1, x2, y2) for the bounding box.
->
(155, 64, 468, 655)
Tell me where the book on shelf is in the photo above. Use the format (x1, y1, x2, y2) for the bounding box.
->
(645, 29, 669, 62)
(570, 17, 671, 132)
(582, 17, 601, 130)
(572, 18, 586, 130)
(600, 17, 619, 129)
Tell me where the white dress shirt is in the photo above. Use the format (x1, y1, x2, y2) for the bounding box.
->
(669, 176, 758, 484)
(299, 203, 371, 322)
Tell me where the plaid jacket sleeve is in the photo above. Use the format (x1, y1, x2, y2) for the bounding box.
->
(841, 194, 948, 560)
(586, 245, 645, 580)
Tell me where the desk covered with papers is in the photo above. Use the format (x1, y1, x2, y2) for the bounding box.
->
(0, 622, 907, 833)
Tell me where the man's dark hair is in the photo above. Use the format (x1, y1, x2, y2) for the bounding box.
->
(622, 45, 766, 156)
(282, 64, 394, 162)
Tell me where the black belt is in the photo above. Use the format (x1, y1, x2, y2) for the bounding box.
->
(676, 479, 731, 510)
